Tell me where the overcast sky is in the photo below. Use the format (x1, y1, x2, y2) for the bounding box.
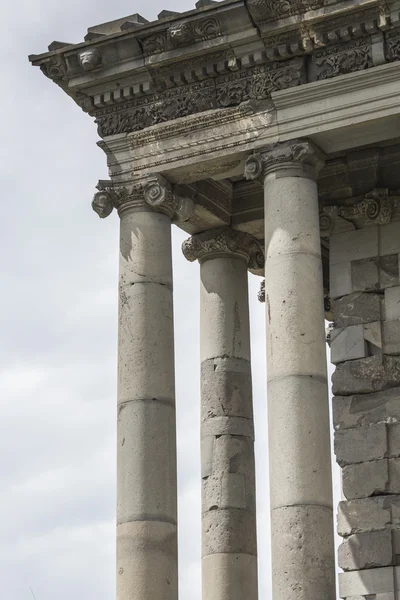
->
(0, 1, 339, 599)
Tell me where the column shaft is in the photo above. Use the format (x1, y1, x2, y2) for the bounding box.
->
(263, 162, 335, 599)
(116, 208, 178, 600)
(200, 255, 258, 600)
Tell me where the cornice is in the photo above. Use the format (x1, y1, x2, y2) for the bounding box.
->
(29, 0, 400, 138)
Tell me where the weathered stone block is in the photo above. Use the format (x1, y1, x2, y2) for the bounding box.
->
(345, 595, 395, 600)
(338, 497, 392, 536)
(389, 458, 400, 493)
(338, 530, 393, 571)
(381, 223, 400, 257)
(271, 504, 335, 600)
(383, 320, 400, 355)
(202, 508, 256, 555)
(388, 424, 400, 458)
(333, 387, 400, 430)
(201, 358, 253, 421)
(201, 436, 214, 479)
(334, 292, 381, 327)
(339, 566, 395, 597)
(331, 325, 367, 365)
(335, 424, 388, 466)
(331, 262, 352, 299)
(364, 320, 382, 351)
(330, 228, 378, 265)
(352, 257, 379, 293)
(385, 287, 400, 321)
(379, 255, 399, 288)
(332, 355, 400, 395)
(342, 460, 389, 499)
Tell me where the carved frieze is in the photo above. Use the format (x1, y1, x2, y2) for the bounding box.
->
(94, 58, 305, 137)
(247, 0, 339, 25)
(182, 227, 264, 270)
(95, 80, 216, 136)
(385, 29, 400, 62)
(313, 38, 372, 81)
(140, 16, 222, 55)
(216, 57, 306, 107)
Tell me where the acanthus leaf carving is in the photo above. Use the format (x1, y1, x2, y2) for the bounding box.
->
(93, 176, 194, 221)
(95, 80, 216, 137)
(216, 58, 306, 108)
(182, 227, 264, 271)
(313, 38, 372, 81)
(244, 140, 324, 181)
(385, 30, 400, 62)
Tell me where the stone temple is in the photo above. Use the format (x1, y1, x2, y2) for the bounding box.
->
(29, 0, 400, 598)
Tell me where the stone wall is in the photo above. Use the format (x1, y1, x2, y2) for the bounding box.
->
(330, 221, 400, 599)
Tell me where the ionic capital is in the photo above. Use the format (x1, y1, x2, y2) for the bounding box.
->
(182, 227, 264, 271)
(244, 139, 325, 182)
(91, 174, 194, 221)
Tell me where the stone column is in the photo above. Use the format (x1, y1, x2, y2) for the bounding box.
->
(182, 227, 264, 600)
(245, 140, 336, 600)
(92, 176, 194, 600)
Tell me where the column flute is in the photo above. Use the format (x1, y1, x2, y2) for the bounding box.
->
(245, 140, 336, 600)
(92, 175, 193, 600)
(183, 227, 263, 600)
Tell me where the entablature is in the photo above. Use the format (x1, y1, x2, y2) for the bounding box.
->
(30, 0, 400, 141)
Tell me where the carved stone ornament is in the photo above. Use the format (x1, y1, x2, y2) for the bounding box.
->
(313, 38, 372, 81)
(93, 176, 194, 221)
(143, 174, 194, 222)
(94, 57, 305, 137)
(92, 191, 114, 218)
(78, 47, 102, 71)
(337, 189, 394, 226)
(40, 57, 66, 81)
(247, 0, 337, 24)
(182, 227, 265, 270)
(95, 80, 216, 137)
(244, 140, 325, 181)
(216, 58, 306, 107)
(385, 30, 400, 62)
(140, 16, 222, 55)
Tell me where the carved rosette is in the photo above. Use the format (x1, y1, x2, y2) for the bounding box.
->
(244, 139, 325, 181)
(182, 227, 265, 271)
(92, 175, 194, 221)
